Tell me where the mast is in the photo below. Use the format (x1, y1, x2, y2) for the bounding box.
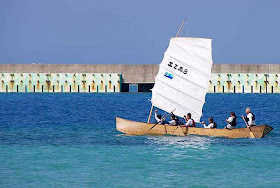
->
(148, 18, 186, 123)
(176, 17, 187, 37)
(147, 105, 154, 123)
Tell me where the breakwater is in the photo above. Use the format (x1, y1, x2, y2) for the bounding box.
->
(0, 64, 279, 93)
(0, 73, 121, 93)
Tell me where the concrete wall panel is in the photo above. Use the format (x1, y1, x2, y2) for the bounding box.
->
(1, 64, 280, 83)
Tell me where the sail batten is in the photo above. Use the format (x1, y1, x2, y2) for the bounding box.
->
(165, 41, 212, 77)
(164, 53, 211, 79)
(168, 42, 213, 71)
(152, 92, 202, 116)
(155, 78, 205, 103)
(166, 49, 213, 68)
(173, 42, 213, 63)
(159, 66, 209, 90)
(151, 37, 213, 122)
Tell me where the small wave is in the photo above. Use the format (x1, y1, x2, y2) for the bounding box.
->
(145, 135, 212, 150)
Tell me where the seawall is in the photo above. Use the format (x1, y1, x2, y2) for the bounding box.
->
(0, 64, 280, 83)
(0, 64, 280, 93)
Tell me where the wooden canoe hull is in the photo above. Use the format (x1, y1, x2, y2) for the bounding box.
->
(116, 117, 273, 138)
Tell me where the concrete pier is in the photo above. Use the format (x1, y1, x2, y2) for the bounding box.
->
(0, 64, 279, 93)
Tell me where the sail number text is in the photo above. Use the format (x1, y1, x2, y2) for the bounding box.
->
(168, 62, 188, 74)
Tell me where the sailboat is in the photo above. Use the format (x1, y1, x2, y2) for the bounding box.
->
(116, 19, 273, 138)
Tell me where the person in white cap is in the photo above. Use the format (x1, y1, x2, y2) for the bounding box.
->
(242, 107, 256, 127)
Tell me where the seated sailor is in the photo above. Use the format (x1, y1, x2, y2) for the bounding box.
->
(168, 114, 178, 126)
(183, 113, 196, 127)
(225, 112, 237, 129)
(242, 107, 256, 127)
(202, 117, 217, 129)
(154, 110, 166, 124)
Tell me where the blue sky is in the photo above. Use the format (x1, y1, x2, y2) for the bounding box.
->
(0, 0, 279, 64)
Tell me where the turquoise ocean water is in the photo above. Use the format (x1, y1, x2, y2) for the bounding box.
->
(0, 93, 279, 187)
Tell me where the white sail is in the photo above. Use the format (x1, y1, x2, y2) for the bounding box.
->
(151, 37, 213, 122)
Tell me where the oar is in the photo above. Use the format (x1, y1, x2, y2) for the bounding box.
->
(172, 124, 186, 136)
(149, 109, 175, 130)
(149, 110, 173, 130)
(242, 115, 255, 138)
(162, 111, 167, 118)
(170, 117, 187, 136)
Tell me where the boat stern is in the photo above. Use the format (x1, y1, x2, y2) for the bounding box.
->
(263, 125, 273, 137)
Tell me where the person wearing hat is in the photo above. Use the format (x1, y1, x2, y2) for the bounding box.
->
(242, 107, 256, 127)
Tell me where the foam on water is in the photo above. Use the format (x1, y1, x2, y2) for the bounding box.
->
(147, 136, 212, 150)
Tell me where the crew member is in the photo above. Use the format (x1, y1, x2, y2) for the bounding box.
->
(225, 112, 237, 129)
(155, 110, 166, 124)
(183, 113, 196, 127)
(168, 114, 178, 126)
(202, 117, 217, 129)
(242, 107, 256, 127)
